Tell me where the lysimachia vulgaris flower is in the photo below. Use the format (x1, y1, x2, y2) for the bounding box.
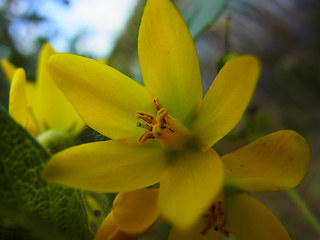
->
(93, 131, 309, 240)
(43, 0, 260, 229)
(1, 43, 84, 151)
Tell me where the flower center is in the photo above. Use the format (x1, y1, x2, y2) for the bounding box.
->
(136, 98, 191, 150)
(201, 201, 230, 237)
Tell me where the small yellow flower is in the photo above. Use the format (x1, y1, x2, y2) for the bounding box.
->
(1, 43, 84, 138)
(94, 189, 160, 240)
(43, 0, 260, 229)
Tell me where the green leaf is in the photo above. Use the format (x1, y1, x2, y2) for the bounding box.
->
(0, 108, 92, 240)
(184, 0, 228, 39)
(0, 217, 42, 240)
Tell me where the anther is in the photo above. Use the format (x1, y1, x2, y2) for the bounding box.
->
(136, 98, 176, 144)
(137, 122, 152, 131)
(201, 201, 230, 237)
(156, 108, 167, 127)
(136, 112, 154, 124)
(138, 131, 155, 143)
(152, 98, 163, 112)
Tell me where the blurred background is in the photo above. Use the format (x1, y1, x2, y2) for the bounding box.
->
(0, 0, 319, 239)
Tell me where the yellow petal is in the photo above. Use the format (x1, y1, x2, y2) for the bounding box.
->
(222, 130, 311, 192)
(113, 189, 159, 235)
(192, 56, 261, 150)
(226, 192, 291, 240)
(169, 219, 223, 240)
(25, 81, 40, 136)
(158, 149, 223, 230)
(9, 68, 28, 127)
(43, 140, 167, 192)
(25, 81, 37, 109)
(1, 59, 16, 83)
(47, 53, 154, 139)
(34, 43, 84, 135)
(138, 0, 202, 123)
(94, 212, 135, 240)
(94, 212, 117, 240)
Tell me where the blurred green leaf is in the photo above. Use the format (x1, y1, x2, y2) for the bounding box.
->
(0, 217, 42, 240)
(184, 0, 228, 39)
(0, 108, 92, 240)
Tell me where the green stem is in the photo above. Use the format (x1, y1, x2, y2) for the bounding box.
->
(287, 189, 320, 235)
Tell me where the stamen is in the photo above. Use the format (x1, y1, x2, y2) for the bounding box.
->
(201, 201, 230, 237)
(152, 98, 163, 112)
(137, 122, 152, 131)
(136, 98, 173, 143)
(156, 108, 167, 127)
(136, 112, 154, 124)
(138, 131, 155, 143)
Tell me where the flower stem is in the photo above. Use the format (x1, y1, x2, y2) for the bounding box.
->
(287, 189, 320, 235)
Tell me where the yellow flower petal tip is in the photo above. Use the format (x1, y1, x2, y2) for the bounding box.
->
(35, 43, 84, 136)
(1, 59, 16, 82)
(226, 193, 291, 240)
(223, 130, 311, 192)
(192, 55, 261, 150)
(93, 212, 134, 240)
(139, 0, 202, 122)
(94, 189, 160, 240)
(9, 68, 28, 126)
(5, 42, 84, 140)
(113, 189, 160, 235)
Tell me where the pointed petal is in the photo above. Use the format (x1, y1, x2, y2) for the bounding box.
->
(226, 193, 291, 240)
(25, 81, 37, 108)
(94, 212, 118, 240)
(113, 189, 159, 235)
(9, 68, 28, 127)
(94, 212, 136, 240)
(222, 130, 311, 192)
(138, 0, 202, 123)
(169, 219, 223, 240)
(193, 56, 261, 150)
(34, 43, 84, 135)
(158, 149, 223, 230)
(25, 82, 40, 136)
(1, 59, 16, 83)
(47, 53, 154, 139)
(43, 140, 167, 192)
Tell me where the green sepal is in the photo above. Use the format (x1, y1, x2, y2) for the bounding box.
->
(37, 129, 73, 154)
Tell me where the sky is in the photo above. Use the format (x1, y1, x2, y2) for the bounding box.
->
(6, 0, 138, 58)
(47, 0, 138, 58)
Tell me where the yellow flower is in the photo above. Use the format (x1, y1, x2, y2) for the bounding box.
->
(94, 131, 310, 240)
(1, 43, 84, 138)
(43, 0, 260, 229)
(170, 130, 310, 240)
(94, 189, 160, 240)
